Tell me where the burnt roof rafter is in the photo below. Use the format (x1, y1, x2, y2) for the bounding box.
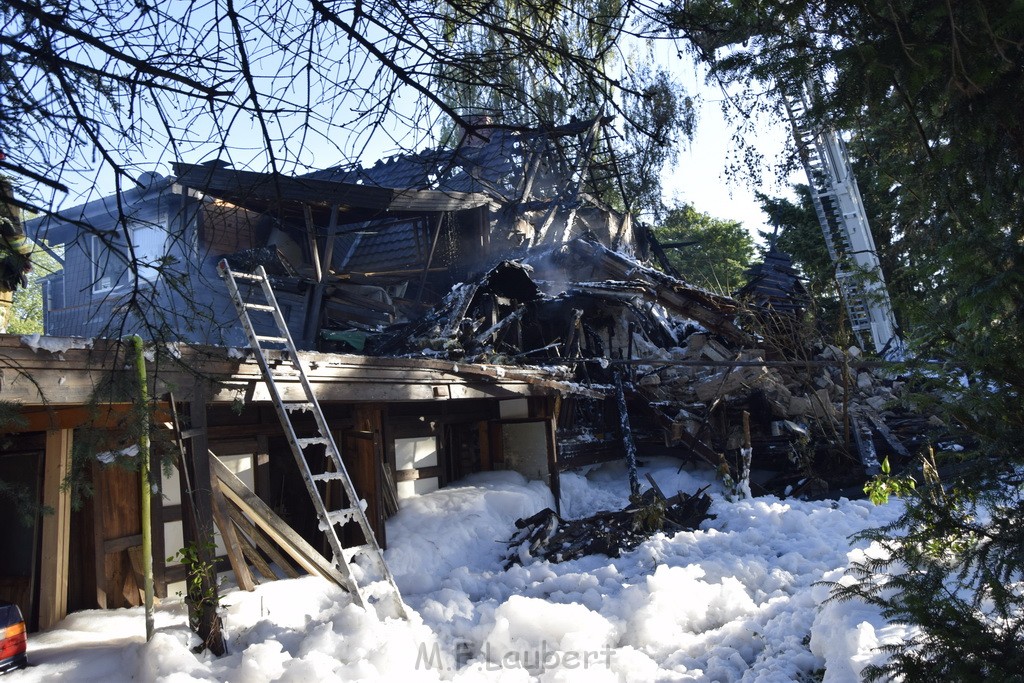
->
(172, 164, 492, 226)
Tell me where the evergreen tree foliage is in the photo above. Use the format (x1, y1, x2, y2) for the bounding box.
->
(652, 202, 753, 292)
(833, 482, 1024, 682)
(661, 0, 1024, 676)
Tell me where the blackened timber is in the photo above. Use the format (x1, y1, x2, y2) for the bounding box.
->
(173, 165, 490, 220)
(850, 411, 882, 475)
(564, 238, 747, 341)
(572, 357, 886, 369)
(416, 215, 445, 304)
(0, 335, 596, 406)
(865, 411, 911, 459)
(614, 371, 640, 497)
(638, 398, 721, 468)
(440, 283, 479, 339)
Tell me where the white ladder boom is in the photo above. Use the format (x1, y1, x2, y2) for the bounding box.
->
(781, 81, 900, 354)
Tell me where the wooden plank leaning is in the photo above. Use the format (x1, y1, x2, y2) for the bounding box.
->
(209, 453, 352, 590)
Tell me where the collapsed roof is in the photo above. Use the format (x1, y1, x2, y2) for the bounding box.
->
(172, 117, 635, 347)
(359, 236, 947, 497)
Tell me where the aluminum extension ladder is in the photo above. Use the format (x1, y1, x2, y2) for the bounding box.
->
(217, 259, 408, 619)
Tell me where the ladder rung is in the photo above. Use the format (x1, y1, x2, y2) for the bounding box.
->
(298, 437, 330, 448)
(325, 507, 363, 526)
(245, 303, 275, 312)
(311, 471, 346, 482)
(256, 335, 289, 344)
(231, 271, 264, 281)
(284, 402, 314, 412)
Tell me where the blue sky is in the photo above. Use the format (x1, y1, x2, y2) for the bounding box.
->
(41, 25, 795, 246)
(660, 57, 794, 244)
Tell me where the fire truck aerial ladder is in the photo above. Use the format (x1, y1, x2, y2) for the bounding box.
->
(781, 81, 901, 356)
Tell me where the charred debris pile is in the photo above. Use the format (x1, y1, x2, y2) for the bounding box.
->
(367, 236, 944, 498)
(505, 476, 714, 566)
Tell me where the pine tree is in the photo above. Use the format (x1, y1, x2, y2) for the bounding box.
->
(662, 0, 1024, 677)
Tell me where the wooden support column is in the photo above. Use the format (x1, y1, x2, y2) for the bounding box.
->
(304, 204, 339, 345)
(347, 404, 386, 548)
(91, 460, 108, 609)
(415, 215, 445, 303)
(39, 429, 72, 630)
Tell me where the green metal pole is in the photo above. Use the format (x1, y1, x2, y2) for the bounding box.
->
(131, 335, 155, 641)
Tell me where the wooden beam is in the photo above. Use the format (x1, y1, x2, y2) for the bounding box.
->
(393, 465, 442, 482)
(185, 383, 226, 653)
(545, 398, 561, 516)
(209, 461, 255, 592)
(225, 499, 299, 579)
(415, 215, 444, 304)
(104, 533, 144, 555)
(210, 454, 351, 589)
(91, 461, 107, 609)
(11, 403, 172, 434)
(232, 522, 277, 582)
(0, 334, 592, 408)
(38, 429, 72, 629)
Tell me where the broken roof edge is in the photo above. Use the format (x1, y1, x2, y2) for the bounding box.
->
(525, 236, 751, 343)
(0, 333, 599, 408)
(172, 164, 492, 218)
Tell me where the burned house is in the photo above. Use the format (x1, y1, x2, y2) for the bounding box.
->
(0, 334, 594, 631)
(26, 116, 631, 348)
(4, 118, 637, 629)
(4, 116, 940, 633)
(366, 235, 936, 498)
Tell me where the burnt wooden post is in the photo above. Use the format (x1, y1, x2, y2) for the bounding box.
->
(544, 395, 561, 515)
(304, 204, 339, 346)
(182, 381, 225, 655)
(347, 404, 386, 548)
(614, 370, 640, 497)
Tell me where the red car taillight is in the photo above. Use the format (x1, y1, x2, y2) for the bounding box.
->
(0, 601, 28, 673)
(0, 621, 26, 660)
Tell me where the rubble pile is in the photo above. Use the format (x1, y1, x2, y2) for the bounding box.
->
(630, 338, 930, 494)
(504, 484, 714, 566)
(368, 236, 946, 496)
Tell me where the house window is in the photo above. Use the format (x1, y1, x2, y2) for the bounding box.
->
(90, 221, 168, 293)
(133, 223, 168, 282)
(90, 234, 129, 293)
